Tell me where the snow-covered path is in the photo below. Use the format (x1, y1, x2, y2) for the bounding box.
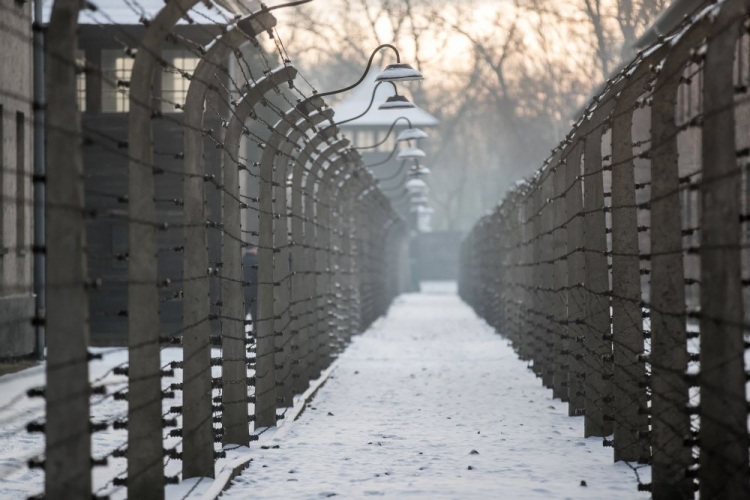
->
(222, 282, 649, 500)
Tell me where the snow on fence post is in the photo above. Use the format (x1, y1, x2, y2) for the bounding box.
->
(609, 50, 658, 463)
(564, 138, 586, 416)
(648, 17, 705, 499)
(699, 1, 750, 496)
(581, 103, 614, 438)
(44, 1, 91, 497)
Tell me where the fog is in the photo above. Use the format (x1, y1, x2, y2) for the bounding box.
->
(271, 0, 670, 230)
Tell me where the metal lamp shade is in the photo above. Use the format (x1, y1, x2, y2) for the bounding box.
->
(408, 165, 431, 177)
(375, 63, 424, 82)
(397, 128, 429, 142)
(405, 178, 428, 195)
(378, 95, 416, 110)
(397, 147, 426, 160)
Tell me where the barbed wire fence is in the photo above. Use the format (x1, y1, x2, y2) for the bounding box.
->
(0, 0, 409, 498)
(459, 0, 750, 498)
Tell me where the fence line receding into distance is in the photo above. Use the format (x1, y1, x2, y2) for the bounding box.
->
(0, 0, 409, 498)
(460, 1, 750, 498)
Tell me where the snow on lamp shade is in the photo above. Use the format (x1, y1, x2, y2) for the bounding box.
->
(397, 147, 426, 160)
(397, 128, 429, 142)
(375, 63, 424, 83)
(378, 95, 416, 110)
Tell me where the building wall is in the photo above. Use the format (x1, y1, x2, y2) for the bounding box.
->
(0, 0, 35, 359)
(75, 24, 226, 345)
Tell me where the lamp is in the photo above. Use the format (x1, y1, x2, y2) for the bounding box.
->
(337, 82, 415, 126)
(297, 43, 421, 115)
(408, 165, 431, 177)
(378, 95, 416, 110)
(397, 127, 429, 142)
(355, 117, 425, 151)
(406, 177, 428, 195)
(397, 147, 426, 160)
(376, 62, 424, 83)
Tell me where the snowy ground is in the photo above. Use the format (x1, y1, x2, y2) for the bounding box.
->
(222, 281, 649, 500)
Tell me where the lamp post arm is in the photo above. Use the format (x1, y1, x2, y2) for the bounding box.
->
(354, 116, 413, 150)
(314, 43, 400, 99)
(336, 81, 397, 126)
(266, 0, 314, 12)
(365, 142, 399, 167)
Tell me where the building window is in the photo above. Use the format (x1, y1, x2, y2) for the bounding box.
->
(16, 112, 25, 256)
(101, 50, 133, 113)
(162, 50, 200, 112)
(357, 129, 375, 149)
(379, 129, 395, 153)
(76, 51, 86, 112)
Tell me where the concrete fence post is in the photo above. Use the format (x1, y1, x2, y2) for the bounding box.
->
(699, 1, 750, 497)
(581, 102, 615, 438)
(649, 19, 708, 498)
(610, 52, 660, 463)
(290, 117, 336, 394)
(261, 105, 319, 408)
(303, 140, 350, 377)
(551, 152, 570, 402)
(540, 160, 557, 390)
(564, 138, 586, 416)
(182, 9, 276, 452)
(315, 154, 351, 371)
(44, 1, 90, 497)
(221, 65, 297, 430)
(126, 0, 202, 490)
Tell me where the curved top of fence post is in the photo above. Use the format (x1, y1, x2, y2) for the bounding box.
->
(183, 9, 276, 117)
(264, 99, 332, 184)
(296, 120, 339, 176)
(184, 8, 277, 165)
(288, 112, 336, 167)
(222, 64, 298, 170)
(308, 139, 351, 182)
